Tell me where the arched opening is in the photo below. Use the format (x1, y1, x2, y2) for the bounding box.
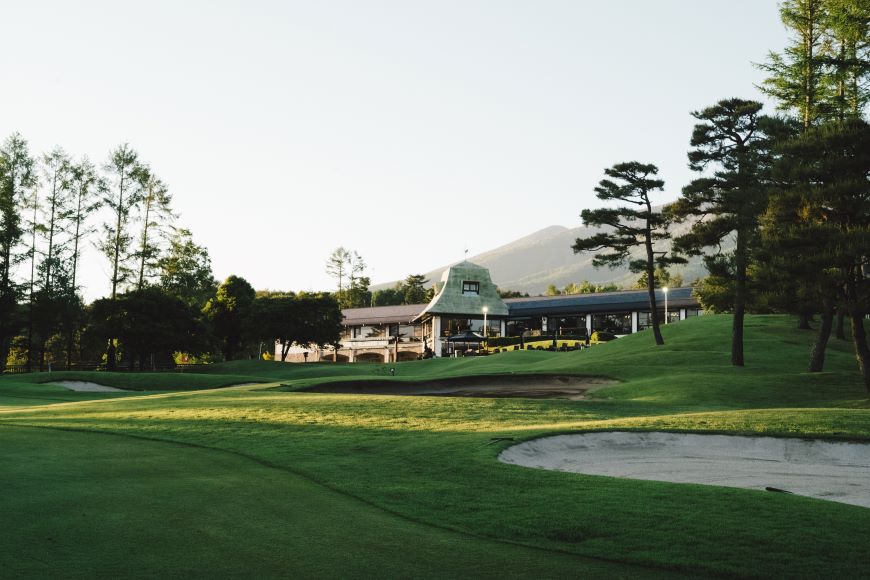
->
(396, 350, 419, 362)
(355, 351, 385, 363)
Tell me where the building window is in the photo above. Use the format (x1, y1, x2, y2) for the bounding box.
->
(462, 281, 480, 295)
(638, 310, 680, 331)
(592, 313, 632, 335)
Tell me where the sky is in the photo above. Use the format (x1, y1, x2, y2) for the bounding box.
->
(0, 1, 787, 300)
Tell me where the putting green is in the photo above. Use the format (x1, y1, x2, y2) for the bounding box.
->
(0, 425, 678, 579)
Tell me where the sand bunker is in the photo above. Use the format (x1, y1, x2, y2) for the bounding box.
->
(499, 431, 870, 508)
(47, 381, 124, 392)
(305, 375, 615, 400)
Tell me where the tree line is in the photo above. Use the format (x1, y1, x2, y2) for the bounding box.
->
(325, 246, 434, 307)
(0, 140, 342, 371)
(574, 0, 870, 390)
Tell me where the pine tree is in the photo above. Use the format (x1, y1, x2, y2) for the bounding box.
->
(669, 99, 778, 366)
(325, 247, 350, 303)
(99, 144, 145, 369)
(0, 134, 36, 371)
(767, 119, 870, 385)
(29, 147, 74, 370)
(135, 168, 175, 289)
(573, 162, 682, 346)
(823, 0, 870, 119)
(66, 157, 103, 368)
(758, 0, 830, 129)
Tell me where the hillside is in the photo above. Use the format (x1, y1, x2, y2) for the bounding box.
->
(3, 315, 869, 578)
(376, 216, 717, 294)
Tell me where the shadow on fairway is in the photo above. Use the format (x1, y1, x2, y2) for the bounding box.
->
(0, 425, 682, 579)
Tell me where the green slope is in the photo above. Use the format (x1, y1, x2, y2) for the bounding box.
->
(2, 314, 869, 578)
(2, 426, 656, 579)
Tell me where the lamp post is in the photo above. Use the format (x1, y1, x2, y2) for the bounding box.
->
(482, 306, 488, 351)
(663, 287, 669, 324)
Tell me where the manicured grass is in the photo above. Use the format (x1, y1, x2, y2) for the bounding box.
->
(0, 371, 266, 407)
(2, 314, 869, 577)
(0, 377, 140, 407)
(1, 425, 658, 579)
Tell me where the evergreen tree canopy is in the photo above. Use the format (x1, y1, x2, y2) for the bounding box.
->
(573, 161, 681, 345)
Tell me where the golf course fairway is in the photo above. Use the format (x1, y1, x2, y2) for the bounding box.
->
(2, 314, 869, 578)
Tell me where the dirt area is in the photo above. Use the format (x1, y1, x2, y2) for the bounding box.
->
(47, 381, 124, 392)
(499, 431, 870, 508)
(303, 375, 616, 400)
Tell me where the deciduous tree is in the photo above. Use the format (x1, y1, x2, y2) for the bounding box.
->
(158, 228, 217, 310)
(135, 168, 174, 289)
(204, 275, 256, 361)
(99, 144, 145, 369)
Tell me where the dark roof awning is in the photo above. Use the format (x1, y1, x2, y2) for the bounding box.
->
(446, 330, 484, 342)
(504, 287, 697, 316)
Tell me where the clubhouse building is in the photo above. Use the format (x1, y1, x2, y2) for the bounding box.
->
(279, 261, 701, 363)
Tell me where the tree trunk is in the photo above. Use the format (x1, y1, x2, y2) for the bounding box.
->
(798, 311, 812, 330)
(107, 171, 126, 368)
(731, 228, 749, 366)
(137, 183, 153, 289)
(835, 310, 846, 340)
(68, 186, 85, 371)
(66, 331, 75, 370)
(643, 218, 663, 346)
(106, 339, 116, 371)
(850, 313, 870, 394)
(45, 169, 58, 291)
(26, 195, 37, 373)
(808, 299, 834, 372)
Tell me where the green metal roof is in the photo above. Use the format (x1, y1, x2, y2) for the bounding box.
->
(415, 261, 509, 319)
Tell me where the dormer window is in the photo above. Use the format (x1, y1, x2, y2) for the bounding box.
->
(462, 281, 480, 295)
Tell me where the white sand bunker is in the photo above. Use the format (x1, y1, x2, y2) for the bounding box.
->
(47, 381, 124, 392)
(499, 431, 870, 508)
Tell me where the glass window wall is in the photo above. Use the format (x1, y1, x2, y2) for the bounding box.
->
(506, 317, 543, 337)
(638, 309, 682, 331)
(592, 312, 632, 335)
(441, 316, 501, 337)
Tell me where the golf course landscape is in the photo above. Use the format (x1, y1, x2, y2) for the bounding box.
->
(3, 314, 870, 578)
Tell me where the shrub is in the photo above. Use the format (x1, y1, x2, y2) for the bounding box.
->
(591, 331, 617, 342)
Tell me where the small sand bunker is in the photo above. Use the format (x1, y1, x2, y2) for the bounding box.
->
(305, 375, 615, 400)
(499, 431, 870, 508)
(47, 381, 124, 392)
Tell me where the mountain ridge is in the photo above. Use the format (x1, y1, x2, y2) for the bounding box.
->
(374, 219, 715, 295)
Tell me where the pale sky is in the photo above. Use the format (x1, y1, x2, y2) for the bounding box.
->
(0, 1, 786, 299)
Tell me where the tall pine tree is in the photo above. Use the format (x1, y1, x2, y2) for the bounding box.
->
(573, 162, 682, 346)
(669, 99, 778, 366)
(0, 134, 35, 371)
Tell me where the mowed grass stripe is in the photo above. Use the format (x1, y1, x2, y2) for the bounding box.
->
(3, 314, 870, 577)
(6, 387, 870, 577)
(0, 425, 679, 579)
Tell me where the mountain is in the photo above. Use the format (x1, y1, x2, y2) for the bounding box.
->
(375, 218, 717, 295)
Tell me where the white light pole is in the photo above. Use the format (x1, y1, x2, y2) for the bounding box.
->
(482, 306, 489, 350)
(663, 287, 669, 324)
